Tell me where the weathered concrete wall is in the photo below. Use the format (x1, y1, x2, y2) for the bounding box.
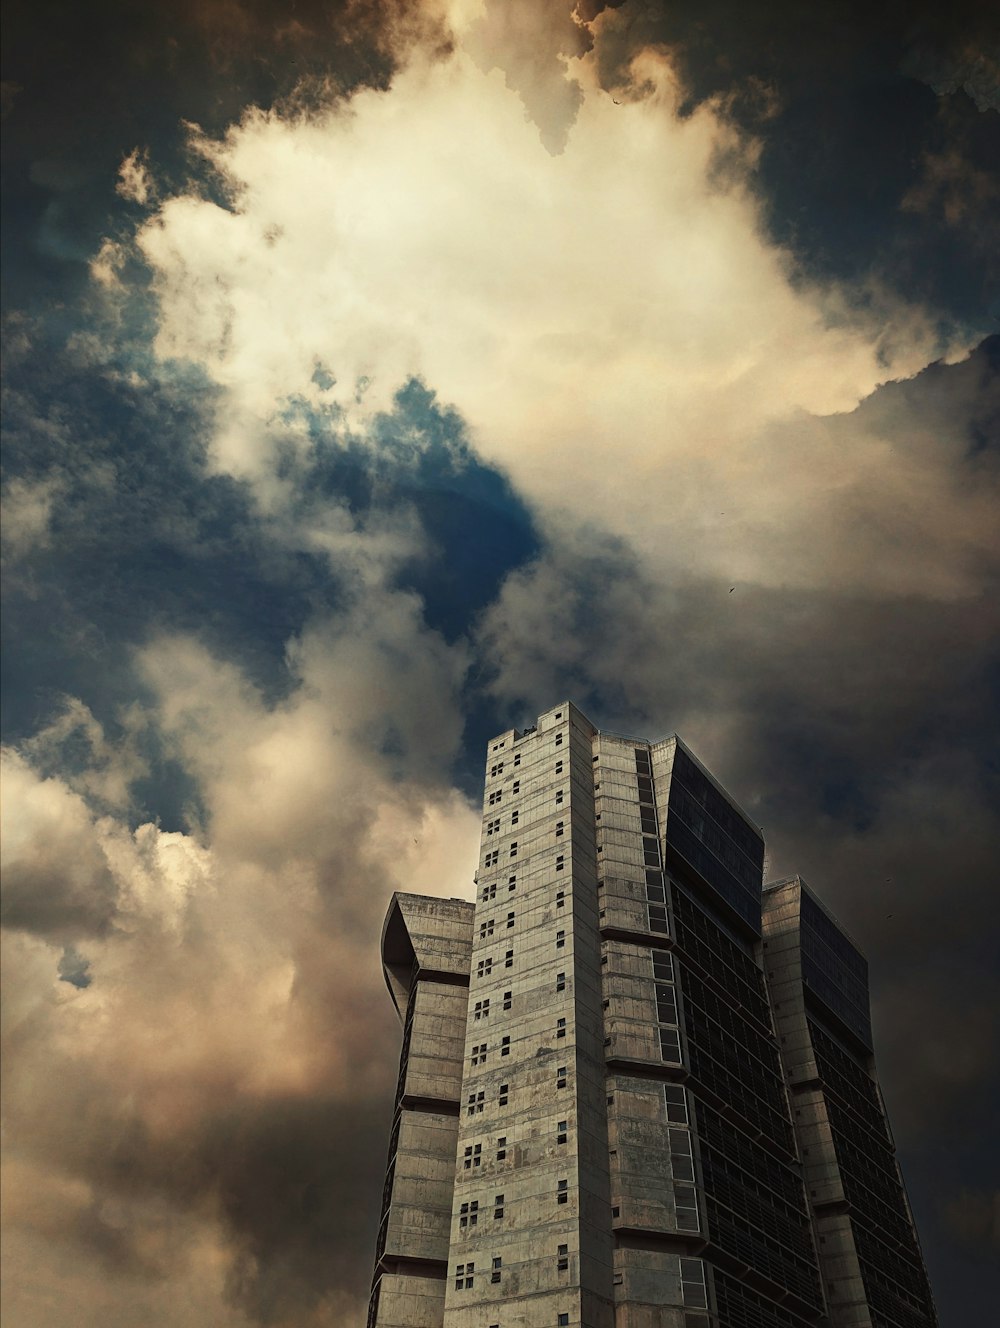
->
(370, 895, 474, 1328)
(442, 702, 613, 1328)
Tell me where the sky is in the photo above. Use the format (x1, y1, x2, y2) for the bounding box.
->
(1, 1, 998, 1324)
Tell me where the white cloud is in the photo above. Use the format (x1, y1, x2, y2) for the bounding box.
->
(116, 147, 156, 206)
(21, 697, 149, 814)
(124, 16, 984, 606)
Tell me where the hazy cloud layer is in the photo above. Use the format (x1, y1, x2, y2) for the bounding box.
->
(3, 617, 480, 1326)
(3, 1, 998, 1325)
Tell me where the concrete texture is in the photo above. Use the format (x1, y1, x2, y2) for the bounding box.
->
(368, 708, 935, 1328)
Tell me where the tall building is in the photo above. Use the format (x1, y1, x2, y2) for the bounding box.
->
(368, 703, 936, 1328)
(762, 879, 937, 1328)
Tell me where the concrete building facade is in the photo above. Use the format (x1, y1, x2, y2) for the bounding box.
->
(762, 879, 937, 1328)
(368, 703, 936, 1328)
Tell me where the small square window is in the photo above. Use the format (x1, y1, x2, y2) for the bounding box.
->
(555, 760, 563, 773)
(507, 912, 515, 928)
(501, 1036, 511, 1056)
(556, 1017, 566, 1038)
(556, 1066, 567, 1088)
(558, 1316, 569, 1327)
(505, 949, 514, 968)
(555, 855, 565, 871)
(496, 1136, 507, 1160)
(556, 930, 565, 948)
(556, 972, 566, 991)
(503, 990, 512, 1010)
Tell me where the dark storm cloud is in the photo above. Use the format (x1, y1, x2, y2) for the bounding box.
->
(478, 339, 999, 1326)
(57, 943, 93, 988)
(2, 296, 537, 821)
(3, 5, 997, 1325)
(1, 0, 443, 311)
(589, 0, 1000, 328)
(3, 945, 399, 1319)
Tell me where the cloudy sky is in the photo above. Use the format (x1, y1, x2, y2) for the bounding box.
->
(2, 1, 998, 1324)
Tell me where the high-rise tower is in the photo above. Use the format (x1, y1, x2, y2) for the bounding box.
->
(368, 703, 935, 1328)
(762, 878, 937, 1328)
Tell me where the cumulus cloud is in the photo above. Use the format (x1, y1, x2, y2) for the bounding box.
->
(464, 0, 592, 153)
(116, 148, 156, 206)
(1, 751, 121, 940)
(21, 696, 150, 814)
(4, 3, 997, 1324)
(129, 19, 974, 609)
(1, 576, 480, 1325)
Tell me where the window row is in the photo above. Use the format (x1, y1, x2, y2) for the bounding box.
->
(474, 993, 513, 1019)
(457, 1194, 505, 1228)
(466, 1080, 511, 1111)
(476, 951, 514, 977)
(494, 736, 569, 781)
(474, 925, 573, 979)
(481, 874, 517, 901)
(489, 783, 565, 811)
(465, 1074, 570, 1138)
(470, 1019, 570, 1069)
(478, 913, 516, 937)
